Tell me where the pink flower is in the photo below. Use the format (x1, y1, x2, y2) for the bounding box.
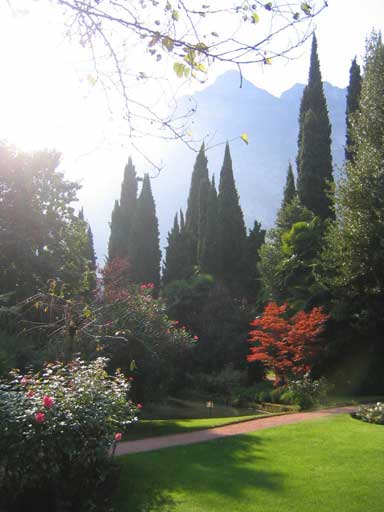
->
(193, 335, 199, 340)
(35, 412, 45, 423)
(43, 395, 54, 408)
(114, 432, 122, 442)
(129, 376, 134, 381)
(26, 390, 35, 398)
(136, 403, 143, 409)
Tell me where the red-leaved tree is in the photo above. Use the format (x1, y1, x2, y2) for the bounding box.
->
(247, 302, 329, 384)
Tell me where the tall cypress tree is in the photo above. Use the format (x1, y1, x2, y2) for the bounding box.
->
(130, 174, 161, 288)
(119, 157, 138, 256)
(185, 143, 209, 264)
(163, 213, 185, 286)
(197, 175, 210, 266)
(108, 200, 122, 260)
(108, 157, 138, 261)
(244, 220, 266, 301)
(217, 143, 246, 294)
(297, 34, 334, 220)
(345, 57, 362, 163)
(282, 162, 296, 209)
(199, 175, 219, 274)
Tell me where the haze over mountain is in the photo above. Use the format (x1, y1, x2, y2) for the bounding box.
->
(89, 70, 347, 261)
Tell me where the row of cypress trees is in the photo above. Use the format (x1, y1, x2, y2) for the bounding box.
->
(163, 143, 265, 298)
(108, 158, 161, 288)
(107, 34, 362, 305)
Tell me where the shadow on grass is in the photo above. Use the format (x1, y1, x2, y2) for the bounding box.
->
(114, 434, 283, 512)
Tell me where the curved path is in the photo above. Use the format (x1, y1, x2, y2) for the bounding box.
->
(116, 406, 356, 456)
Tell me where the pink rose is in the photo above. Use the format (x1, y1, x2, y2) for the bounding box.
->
(136, 403, 143, 409)
(26, 390, 35, 398)
(114, 432, 122, 442)
(35, 412, 45, 423)
(43, 395, 54, 408)
(193, 335, 199, 340)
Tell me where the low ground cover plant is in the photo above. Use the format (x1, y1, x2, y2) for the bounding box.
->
(0, 358, 138, 512)
(353, 402, 384, 425)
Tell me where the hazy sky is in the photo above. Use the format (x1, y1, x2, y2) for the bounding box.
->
(1, 0, 383, 155)
(1, 0, 383, 258)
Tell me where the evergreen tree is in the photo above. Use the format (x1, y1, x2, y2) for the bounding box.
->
(107, 157, 138, 261)
(108, 200, 122, 260)
(217, 143, 247, 294)
(244, 221, 266, 301)
(281, 162, 296, 208)
(297, 34, 334, 220)
(130, 174, 161, 288)
(199, 175, 219, 274)
(119, 157, 138, 256)
(185, 144, 209, 264)
(345, 57, 362, 163)
(276, 162, 297, 229)
(163, 213, 183, 285)
(197, 175, 211, 266)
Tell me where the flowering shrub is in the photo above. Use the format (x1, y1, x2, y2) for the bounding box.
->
(353, 402, 384, 425)
(0, 358, 138, 512)
(284, 376, 329, 410)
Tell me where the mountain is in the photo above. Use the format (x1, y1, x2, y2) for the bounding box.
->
(150, 70, 347, 252)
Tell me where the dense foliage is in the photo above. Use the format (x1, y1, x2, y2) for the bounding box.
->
(0, 358, 137, 512)
(248, 302, 329, 384)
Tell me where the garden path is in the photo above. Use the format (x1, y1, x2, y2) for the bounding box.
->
(116, 406, 357, 456)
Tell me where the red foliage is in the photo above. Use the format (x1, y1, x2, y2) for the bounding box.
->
(247, 302, 329, 383)
(101, 257, 132, 302)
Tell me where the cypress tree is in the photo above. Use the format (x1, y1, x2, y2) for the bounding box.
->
(297, 34, 334, 220)
(130, 174, 161, 288)
(119, 157, 138, 256)
(282, 162, 296, 209)
(163, 213, 184, 286)
(185, 143, 209, 264)
(87, 224, 97, 272)
(197, 175, 210, 266)
(107, 157, 138, 261)
(345, 57, 362, 163)
(108, 200, 122, 260)
(245, 220, 266, 301)
(217, 143, 247, 294)
(199, 175, 219, 274)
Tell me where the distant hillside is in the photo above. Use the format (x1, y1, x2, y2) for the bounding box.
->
(151, 70, 347, 252)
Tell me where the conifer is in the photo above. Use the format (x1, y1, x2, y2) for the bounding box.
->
(217, 143, 247, 293)
(297, 34, 334, 220)
(130, 174, 161, 288)
(345, 57, 362, 163)
(185, 143, 209, 264)
(199, 175, 219, 274)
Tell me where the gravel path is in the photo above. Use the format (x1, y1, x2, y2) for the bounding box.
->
(116, 406, 356, 456)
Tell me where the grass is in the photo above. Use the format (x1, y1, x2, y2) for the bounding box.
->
(124, 414, 266, 440)
(115, 414, 384, 512)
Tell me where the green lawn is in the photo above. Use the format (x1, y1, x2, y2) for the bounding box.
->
(124, 415, 266, 440)
(115, 414, 384, 512)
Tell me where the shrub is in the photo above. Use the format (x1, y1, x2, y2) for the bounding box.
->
(287, 376, 329, 410)
(0, 358, 138, 512)
(353, 402, 384, 425)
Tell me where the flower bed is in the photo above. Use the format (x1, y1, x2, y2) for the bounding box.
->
(353, 402, 384, 425)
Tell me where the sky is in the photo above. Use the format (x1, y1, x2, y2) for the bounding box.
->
(1, 0, 384, 259)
